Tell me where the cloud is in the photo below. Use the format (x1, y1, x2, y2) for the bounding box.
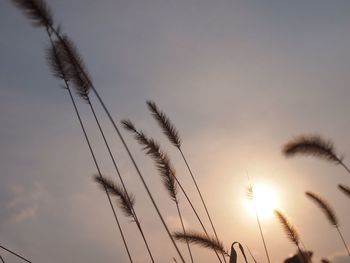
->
(6, 181, 45, 223)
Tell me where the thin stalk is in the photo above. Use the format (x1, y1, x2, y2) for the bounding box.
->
(254, 209, 271, 263)
(50, 27, 185, 263)
(87, 98, 155, 263)
(296, 244, 308, 263)
(175, 201, 194, 263)
(173, 170, 222, 262)
(47, 30, 133, 262)
(339, 161, 350, 175)
(0, 255, 4, 263)
(0, 245, 31, 263)
(178, 148, 226, 263)
(66, 86, 133, 263)
(336, 226, 350, 256)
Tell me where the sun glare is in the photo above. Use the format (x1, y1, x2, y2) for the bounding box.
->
(245, 183, 279, 219)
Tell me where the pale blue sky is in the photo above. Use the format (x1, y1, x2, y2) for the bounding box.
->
(1, 1, 350, 262)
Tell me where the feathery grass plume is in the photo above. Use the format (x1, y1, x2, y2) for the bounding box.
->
(246, 184, 271, 263)
(146, 101, 225, 262)
(146, 101, 181, 147)
(305, 192, 338, 226)
(46, 39, 69, 81)
(283, 135, 341, 163)
(282, 135, 350, 175)
(11, 0, 53, 28)
(274, 210, 311, 263)
(121, 119, 178, 202)
(305, 191, 350, 256)
(173, 231, 229, 257)
(94, 175, 135, 219)
(274, 210, 300, 246)
(338, 184, 350, 199)
(54, 35, 91, 102)
(0, 245, 32, 263)
(121, 119, 195, 262)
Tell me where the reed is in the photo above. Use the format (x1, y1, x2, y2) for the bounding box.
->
(283, 135, 350, 175)
(274, 210, 309, 263)
(121, 120, 194, 262)
(146, 101, 226, 262)
(246, 184, 271, 263)
(338, 184, 350, 199)
(0, 244, 32, 263)
(0, 255, 4, 263)
(305, 191, 350, 256)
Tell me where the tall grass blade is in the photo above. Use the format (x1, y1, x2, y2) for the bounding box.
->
(229, 242, 248, 263)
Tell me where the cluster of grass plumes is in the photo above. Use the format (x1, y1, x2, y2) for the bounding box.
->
(11, 0, 350, 262)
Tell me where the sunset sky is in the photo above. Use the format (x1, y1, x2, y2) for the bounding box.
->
(1, 0, 350, 262)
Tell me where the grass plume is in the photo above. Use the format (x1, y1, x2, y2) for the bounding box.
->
(305, 191, 349, 256)
(94, 175, 135, 219)
(173, 231, 229, 257)
(338, 184, 350, 199)
(11, 0, 53, 28)
(283, 135, 350, 174)
(274, 210, 300, 246)
(147, 101, 225, 262)
(305, 192, 338, 226)
(146, 101, 181, 147)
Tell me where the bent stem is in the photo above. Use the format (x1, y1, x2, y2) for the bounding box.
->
(87, 99, 155, 263)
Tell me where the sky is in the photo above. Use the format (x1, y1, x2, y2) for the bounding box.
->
(1, 0, 350, 262)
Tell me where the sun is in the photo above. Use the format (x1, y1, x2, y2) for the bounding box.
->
(245, 183, 279, 219)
